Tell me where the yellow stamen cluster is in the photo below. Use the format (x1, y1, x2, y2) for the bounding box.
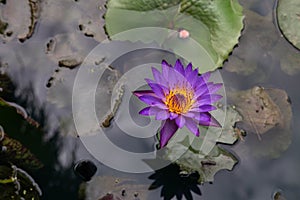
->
(164, 87, 194, 114)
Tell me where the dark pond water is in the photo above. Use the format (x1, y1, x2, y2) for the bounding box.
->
(0, 0, 300, 199)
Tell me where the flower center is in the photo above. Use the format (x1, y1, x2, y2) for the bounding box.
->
(165, 88, 194, 114)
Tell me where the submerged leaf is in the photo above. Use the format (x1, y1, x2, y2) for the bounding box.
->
(105, 0, 244, 71)
(84, 176, 149, 200)
(0, 165, 41, 199)
(0, 131, 43, 169)
(229, 87, 292, 158)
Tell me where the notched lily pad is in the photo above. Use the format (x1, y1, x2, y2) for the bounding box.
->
(0, 0, 39, 42)
(229, 86, 292, 158)
(166, 143, 238, 184)
(0, 165, 41, 199)
(105, 0, 244, 71)
(84, 176, 149, 200)
(277, 0, 300, 50)
(163, 105, 241, 184)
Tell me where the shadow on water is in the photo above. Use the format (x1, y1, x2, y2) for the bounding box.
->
(148, 164, 201, 200)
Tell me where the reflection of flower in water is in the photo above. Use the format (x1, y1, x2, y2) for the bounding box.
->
(149, 164, 201, 200)
(133, 59, 222, 147)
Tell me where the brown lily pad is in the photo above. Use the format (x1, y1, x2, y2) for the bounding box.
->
(229, 86, 292, 158)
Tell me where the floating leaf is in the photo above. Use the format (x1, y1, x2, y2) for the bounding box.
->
(166, 143, 237, 184)
(105, 0, 244, 71)
(162, 106, 240, 184)
(277, 0, 300, 50)
(229, 87, 292, 158)
(0, 165, 41, 199)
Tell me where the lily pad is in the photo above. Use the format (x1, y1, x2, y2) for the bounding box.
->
(229, 87, 292, 158)
(277, 0, 300, 50)
(105, 0, 244, 71)
(163, 105, 240, 184)
(0, 165, 41, 199)
(166, 142, 238, 184)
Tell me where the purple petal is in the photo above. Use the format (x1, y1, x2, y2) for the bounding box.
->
(185, 118, 200, 136)
(139, 95, 164, 106)
(139, 107, 151, 116)
(194, 112, 221, 127)
(190, 105, 217, 112)
(175, 115, 186, 128)
(133, 90, 156, 98)
(174, 59, 185, 75)
(197, 94, 223, 104)
(147, 82, 166, 99)
(161, 60, 171, 79)
(208, 83, 223, 93)
(139, 106, 162, 116)
(200, 72, 211, 82)
(169, 112, 178, 120)
(193, 85, 209, 100)
(160, 119, 178, 148)
(155, 110, 170, 120)
(182, 112, 194, 118)
(185, 63, 193, 76)
(152, 67, 167, 86)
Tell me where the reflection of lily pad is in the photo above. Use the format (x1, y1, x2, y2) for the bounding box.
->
(105, 0, 244, 70)
(229, 87, 292, 158)
(0, 165, 41, 199)
(277, 0, 300, 50)
(0, 0, 39, 42)
(47, 63, 122, 136)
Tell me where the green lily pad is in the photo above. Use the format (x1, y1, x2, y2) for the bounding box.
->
(163, 106, 240, 184)
(277, 0, 300, 50)
(166, 142, 238, 184)
(0, 165, 41, 199)
(105, 0, 244, 71)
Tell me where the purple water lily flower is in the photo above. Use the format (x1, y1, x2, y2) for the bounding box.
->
(133, 59, 223, 148)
